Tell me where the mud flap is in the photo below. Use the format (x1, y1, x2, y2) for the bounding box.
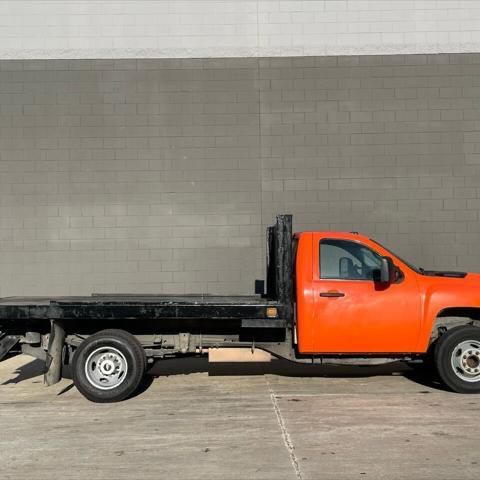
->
(0, 332, 19, 361)
(44, 320, 65, 386)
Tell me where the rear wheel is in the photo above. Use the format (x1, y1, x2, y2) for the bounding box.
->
(434, 326, 480, 393)
(72, 329, 146, 403)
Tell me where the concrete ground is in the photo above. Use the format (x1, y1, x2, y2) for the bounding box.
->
(0, 355, 478, 480)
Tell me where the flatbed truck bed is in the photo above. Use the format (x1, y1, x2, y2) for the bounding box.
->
(0, 294, 285, 322)
(0, 215, 294, 401)
(0, 294, 278, 306)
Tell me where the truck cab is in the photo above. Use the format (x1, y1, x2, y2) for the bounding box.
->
(296, 231, 480, 354)
(294, 230, 480, 393)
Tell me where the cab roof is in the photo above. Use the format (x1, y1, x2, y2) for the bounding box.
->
(294, 231, 370, 242)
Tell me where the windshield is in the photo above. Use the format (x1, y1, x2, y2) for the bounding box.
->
(369, 238, 422, 274)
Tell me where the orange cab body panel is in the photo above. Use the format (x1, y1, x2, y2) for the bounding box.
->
(295, 231, 480, 355)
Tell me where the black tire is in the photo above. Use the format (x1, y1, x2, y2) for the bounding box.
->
(434, 326, 480, 393)
(72, 329, 146, 403)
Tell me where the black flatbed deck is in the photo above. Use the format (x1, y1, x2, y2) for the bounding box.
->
(0, 294, 286, 332)
(0, 215, 294, 338)
(0, 294, 277, 307)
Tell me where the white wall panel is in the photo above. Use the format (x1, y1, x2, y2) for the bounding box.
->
(0, 0, 479, 59)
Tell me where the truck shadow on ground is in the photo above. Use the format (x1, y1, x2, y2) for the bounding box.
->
(1, 357, 45, 385)
(147, 357, 449, 392)
(1, 355, 450, 394)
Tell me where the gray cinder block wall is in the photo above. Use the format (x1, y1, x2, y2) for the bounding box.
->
(0, 53, 479, 296)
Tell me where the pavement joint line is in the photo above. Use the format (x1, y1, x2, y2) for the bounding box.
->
(273, 392, 440, 397)
(267, 380, 303, 480)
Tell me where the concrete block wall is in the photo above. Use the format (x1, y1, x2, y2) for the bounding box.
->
(0, 58, 264, 295)
(259, 54, 480, 272)
(1, 1, 480, 59)
(1, 53, 480, 295)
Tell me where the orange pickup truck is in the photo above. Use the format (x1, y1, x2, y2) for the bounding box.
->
(1, 214, 479, 402)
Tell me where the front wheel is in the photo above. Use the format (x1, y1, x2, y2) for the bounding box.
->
(72, 329, 146, 403)
(434, 326, 480, 393)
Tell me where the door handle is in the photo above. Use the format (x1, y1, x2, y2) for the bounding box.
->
(319, 290, 345, 298)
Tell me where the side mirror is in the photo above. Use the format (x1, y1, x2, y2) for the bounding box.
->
(378, 256, 396, 284)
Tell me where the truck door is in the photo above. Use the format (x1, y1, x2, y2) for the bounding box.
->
(311, 236, 421, 354)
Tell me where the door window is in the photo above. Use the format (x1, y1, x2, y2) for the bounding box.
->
(320, 239, 383, 280)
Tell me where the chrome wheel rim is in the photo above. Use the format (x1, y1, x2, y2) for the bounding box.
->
(450, 340, 480, 383)
(85, 347, 128, 390)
